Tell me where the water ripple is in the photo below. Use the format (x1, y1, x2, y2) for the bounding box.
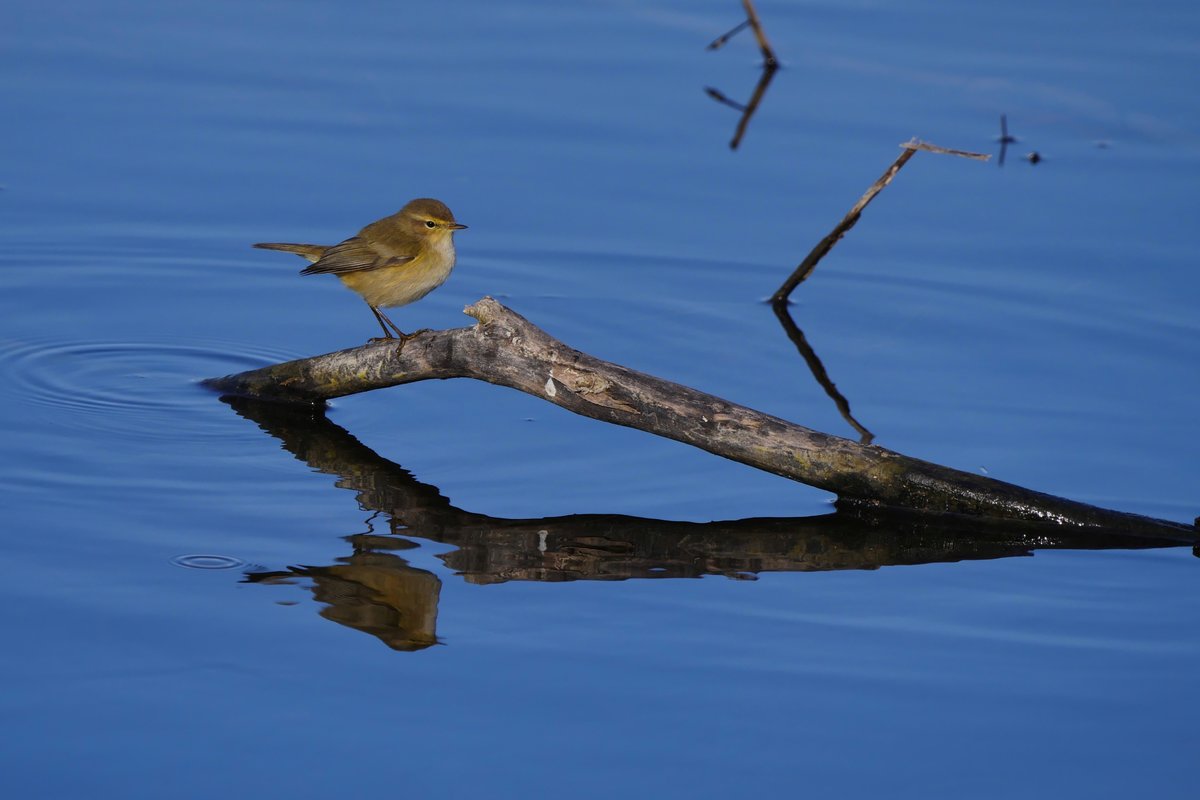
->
(0, 338, 306, 441)
(171, 554, 246, 570)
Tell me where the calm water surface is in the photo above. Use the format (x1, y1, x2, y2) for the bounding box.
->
(2, 1, 1198, 797)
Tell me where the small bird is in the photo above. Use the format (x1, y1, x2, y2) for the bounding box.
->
(254, 198, 467, 340)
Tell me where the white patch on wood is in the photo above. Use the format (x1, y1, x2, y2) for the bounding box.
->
(538, 530, 548, 552)
(544, 376, 557, 397)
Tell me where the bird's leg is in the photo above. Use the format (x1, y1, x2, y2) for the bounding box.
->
(365, 303, 406, 341)
(375, 307, 408, 338)
(367, 306, 393, 340)
(364, 302, 427, 345)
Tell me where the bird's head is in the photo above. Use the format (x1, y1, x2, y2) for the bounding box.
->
(400, 198, 467, 238)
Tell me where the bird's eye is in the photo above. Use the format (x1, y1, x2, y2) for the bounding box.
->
(425, 220, 436, 228)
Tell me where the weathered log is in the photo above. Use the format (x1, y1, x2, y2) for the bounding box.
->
(203, 297, 1197, 542)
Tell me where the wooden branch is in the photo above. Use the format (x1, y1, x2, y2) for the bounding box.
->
(771, 139, 989, 303)
(204, 298, 1197, 543)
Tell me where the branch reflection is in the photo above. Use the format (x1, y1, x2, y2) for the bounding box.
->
(225, 398, 1180, 652)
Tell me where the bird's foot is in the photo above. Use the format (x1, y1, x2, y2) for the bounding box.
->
(366, 328, 429, 346)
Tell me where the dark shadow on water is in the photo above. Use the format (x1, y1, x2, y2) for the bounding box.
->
(224, 398, 1184, 652)
(703, 1, 780, 149)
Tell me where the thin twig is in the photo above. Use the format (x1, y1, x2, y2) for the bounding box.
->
(771, 140, 988, 303)
(771, 147, 916, 302)
(899, 137, 990, 161)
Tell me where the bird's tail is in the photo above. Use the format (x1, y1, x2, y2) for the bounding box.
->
(252, 242, 328, 264)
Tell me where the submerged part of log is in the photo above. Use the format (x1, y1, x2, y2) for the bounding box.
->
(203, 298, 1197, 542)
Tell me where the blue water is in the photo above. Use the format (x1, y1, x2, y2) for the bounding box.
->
(2, 1, 1198, 797)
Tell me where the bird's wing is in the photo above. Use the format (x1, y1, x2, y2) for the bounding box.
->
(298, 237, 414, 276)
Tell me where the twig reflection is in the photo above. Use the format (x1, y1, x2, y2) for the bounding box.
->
(704, 63, 779, 150)
(222, 398, 1180, 653)
(772, 300, 874, 444)
(768, 140, 989, 440)
(706, 19, 750, 52)
(705, 0, 777, 66)
(704, 1, 779, 149)
(997, 113, 1017, 167)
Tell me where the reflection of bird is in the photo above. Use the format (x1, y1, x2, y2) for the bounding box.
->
(254, 198, 467, 340)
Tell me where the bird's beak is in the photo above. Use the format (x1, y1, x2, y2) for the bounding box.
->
(448, 222, 468, 230)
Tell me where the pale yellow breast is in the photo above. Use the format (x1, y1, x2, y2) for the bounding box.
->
(338, 235, 457, 308)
